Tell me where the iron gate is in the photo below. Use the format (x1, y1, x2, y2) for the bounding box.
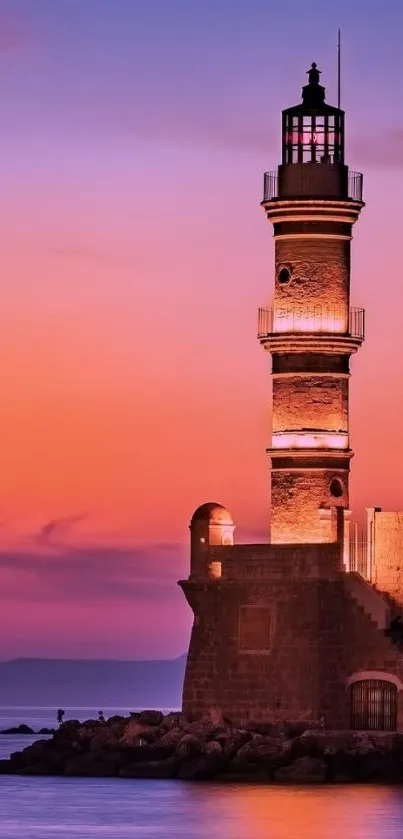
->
(350, 679, 397, 731)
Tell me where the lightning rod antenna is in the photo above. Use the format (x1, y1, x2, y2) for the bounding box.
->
(337, 29, 341, 108)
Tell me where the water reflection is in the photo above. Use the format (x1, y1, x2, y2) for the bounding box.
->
(186, 783, 403, 839)
(1, 778, 403, 838)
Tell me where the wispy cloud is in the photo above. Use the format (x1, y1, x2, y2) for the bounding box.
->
(0, 537, 187, 605)
(36, 512, 89, 546)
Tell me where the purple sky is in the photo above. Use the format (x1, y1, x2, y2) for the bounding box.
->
(1, 0, 403, 660)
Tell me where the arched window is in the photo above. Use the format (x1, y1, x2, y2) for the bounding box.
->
(350, 679, 397, 731)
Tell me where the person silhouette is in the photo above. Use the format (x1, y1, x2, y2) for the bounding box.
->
(56, 708, 65, 725)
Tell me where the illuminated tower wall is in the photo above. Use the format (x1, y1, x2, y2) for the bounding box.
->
(258, 64, 364, 543)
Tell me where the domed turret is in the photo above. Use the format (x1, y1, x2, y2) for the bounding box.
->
(191, 502, 233, 525)
(189, 501, 235, 578)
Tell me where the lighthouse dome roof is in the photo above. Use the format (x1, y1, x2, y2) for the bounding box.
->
(190, 502, 233, 525)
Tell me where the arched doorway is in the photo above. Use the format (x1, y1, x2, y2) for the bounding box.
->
(350, 679, 397, 731)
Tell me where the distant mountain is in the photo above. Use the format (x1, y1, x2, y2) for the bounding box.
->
(0, 656, 187, 709)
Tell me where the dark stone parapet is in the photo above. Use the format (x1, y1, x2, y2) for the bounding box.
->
(2, 712, 403, 783)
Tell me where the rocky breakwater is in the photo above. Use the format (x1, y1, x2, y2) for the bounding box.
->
(2, 712, 403, 783)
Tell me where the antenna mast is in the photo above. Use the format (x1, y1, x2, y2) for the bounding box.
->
(337, 29, 341, 108)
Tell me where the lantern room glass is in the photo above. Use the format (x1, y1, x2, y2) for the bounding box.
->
(282, 110, 344, 165)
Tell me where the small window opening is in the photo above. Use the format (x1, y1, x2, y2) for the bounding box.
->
(330, 478, 343, 498)
(277, 266, 291, 285)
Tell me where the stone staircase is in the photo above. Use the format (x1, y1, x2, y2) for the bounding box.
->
(344, 572, 391, 630)
(344, 571, 403, 653)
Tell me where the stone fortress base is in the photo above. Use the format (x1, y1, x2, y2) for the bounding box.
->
(179, 503, 403, 731)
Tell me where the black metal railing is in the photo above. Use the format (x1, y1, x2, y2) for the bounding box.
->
(262, 168, 363, 202)
(263, 170, 278, 201)
(348, 171, 363, 202)
(349, 307, 365, 339)
(257, 305, 365, 341)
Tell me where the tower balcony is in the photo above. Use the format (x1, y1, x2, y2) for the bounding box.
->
(271, 431, 349, 451)
(263, 167, 363, 203)
(257, 305, 365, 354)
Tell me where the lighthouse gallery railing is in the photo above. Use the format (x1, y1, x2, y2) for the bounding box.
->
(263, 170, 363, 202)
(257, 306, 365, 341)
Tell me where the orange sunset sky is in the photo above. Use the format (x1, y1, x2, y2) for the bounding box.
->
(1, 0, 403, 659)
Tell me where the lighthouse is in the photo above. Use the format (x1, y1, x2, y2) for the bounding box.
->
(180, 63, 403, 733)
(258, 63, 364, 545)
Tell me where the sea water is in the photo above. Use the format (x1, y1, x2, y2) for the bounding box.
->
(1, 777, 403, 838)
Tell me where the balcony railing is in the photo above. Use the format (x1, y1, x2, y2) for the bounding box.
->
(348, 171, 363, 202)
(262, 169, 363, 202)
(257, 305, 365, 341)
(263, 171, 278, 201)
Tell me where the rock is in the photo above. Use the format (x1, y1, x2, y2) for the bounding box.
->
(8, 739, 64, 775)
(222, 731, 252, 759)
(158, 727, 186, 750)
(112, 744, 150, 765)
(160, 713, 180, 731)
(38, 728, 55, 735)
(234, 736, 284, 764)
(107, 716, 126, 730)
(119, 757, 179, 779)
(89, 730, 119, 752)
(0, 759, 15, 774)
(175, 734, 203, 758)
(179, 719, 220, 738)
(245, 721, 285, 737)
(293, 730, 354, 760)
(186, 710, 204, 724)
(9, 739, 54, 766)
(220, 763, 270, 782)
(283, 721, 319, 739)
(332, 750, 396, 783)
(348, 732, 376, 755)
(19, 763, 63, 777)
(77, 722, 104, 743)
(106, 715, 126, 725)
(119, 719, 157, 746)
(137, 710, 164, 727)
(79, 721, 126, 753)
(5, 712, 403, 784)
(142, 728, 160, 744)
(204, 740, 222, 755)
(52, 720, 81, 745)
(374, 732, 403, 754)
(1, 724, 34, 735)
(275, 756, 327, 783)
(64, 752, 119, 777)
(121, 743, 171, 764)
(231, 736, 290, 780)
(176, 752, 226, 781)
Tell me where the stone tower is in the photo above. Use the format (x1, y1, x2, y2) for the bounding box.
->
(180, 63, 403, 733)
(258, 63, 365, 544)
